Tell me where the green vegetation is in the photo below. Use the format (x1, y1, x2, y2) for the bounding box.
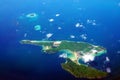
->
(20, 40, 53, 46)
(61, 58, 108, 79)
(58, 41, 93, 52)
(20, 40, 105, 54)
(20, 40, 107, 79)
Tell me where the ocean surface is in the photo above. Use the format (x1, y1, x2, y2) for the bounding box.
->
(0, 0, 120, 80)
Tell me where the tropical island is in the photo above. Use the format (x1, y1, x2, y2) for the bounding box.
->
(20, 40, 108, 79)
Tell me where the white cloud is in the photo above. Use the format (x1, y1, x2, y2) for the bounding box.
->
(70, 35, 75, 38)
(46, 33, 53, 38)
(82, 54, 95, 63)
(49, 18, 54, 22)
(55, 13, 60, 17)
(58, 27, 62, 30)
(87, 19, 96, 26)
(59, 53, 67, 58)
(105, 57, 110, 62)
(106, 67, 111, 73)
(75, 23, 84, 28)
(80, 34, 87, 40)
(24, 33, 27, 37)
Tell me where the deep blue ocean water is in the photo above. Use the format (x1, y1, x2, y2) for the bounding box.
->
(0, 0, 120, 80)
